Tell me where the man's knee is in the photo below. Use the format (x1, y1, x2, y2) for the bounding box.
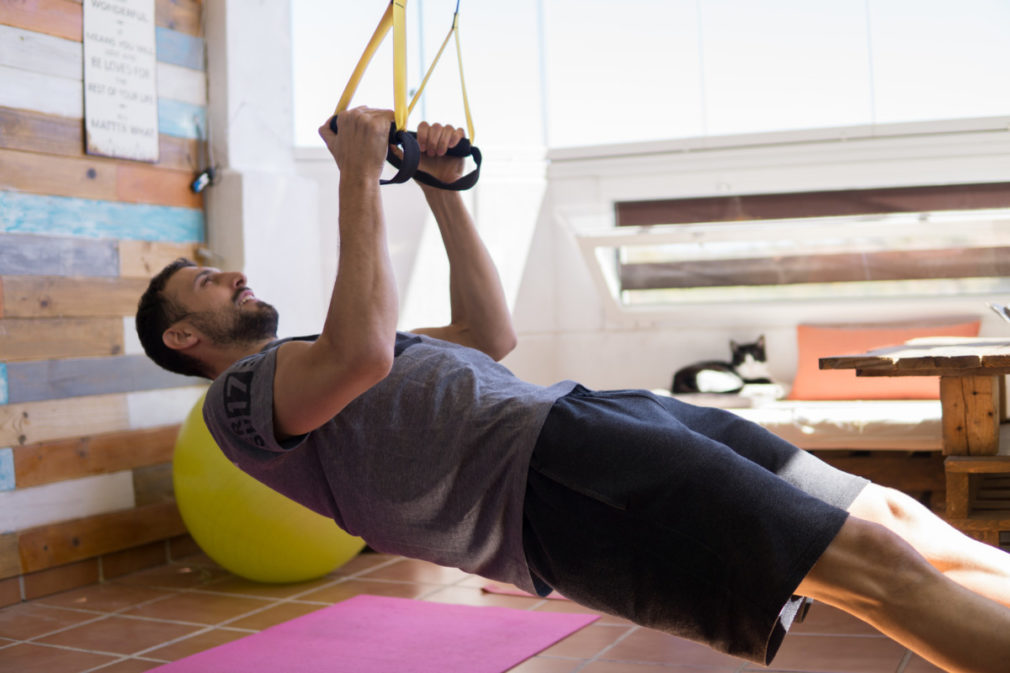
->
(799, 515, 935, 616)
(848, 483, 924, 534)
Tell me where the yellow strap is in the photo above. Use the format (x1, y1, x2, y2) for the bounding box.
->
(335, 0, 473, 139)
(406, 19, 454, 119)
(391, 1, 408, 130)
(333, 2, 395, 116)
(453, 18, 474, 143)
(407, 10, 475, 142)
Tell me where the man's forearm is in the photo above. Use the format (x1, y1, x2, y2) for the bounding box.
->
(322, 175, 399, 362)
(422, 186, 516, 358)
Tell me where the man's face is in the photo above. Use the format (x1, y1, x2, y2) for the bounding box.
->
(163, 266, 279, 347)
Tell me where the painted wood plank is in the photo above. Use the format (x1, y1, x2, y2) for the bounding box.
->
(157, 133, 200, 172)
(155, 26, 204, 70)
(0, 448, 13, 491)
(119, 239, 198, 278)
(0, 105, 83, 157)
(6, 355, 203, 403)
(155, 0, 201, 37)
(0, 363, 7, 404)
(13, 424, 178, 488)
(0, 24, 81, 80)
(133, 463, 173, 506)
(0, 471, 134, 534)
(0, 0, 83, 42)
(0, 148, 117, 201)
(0, 392, 130, 447)
(117, 162, 203, 209)
(0, 316, 123, 362)
(0, 232, 118, 277)
(157, 97, 205, 139)
(0, 533, 19, 578)
(0, 26, 204, 83)
(1, 275, 147, 319)
(0, 278, 3, 317)
(0, 106, 201, 173)
(0, 64, 83, 118)
(156, 61, 206, 106)
(4, 158, 206, 214)
(1, 68, 207, 140)
(0, 192, 204, 243)
(18, 500, 186, 573)
(128, 385, 207, 429)
(122, 315, 143, 355)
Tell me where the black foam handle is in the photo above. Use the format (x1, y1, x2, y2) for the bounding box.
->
(327, 116, 480, 190)
(385, 131, 481, 191)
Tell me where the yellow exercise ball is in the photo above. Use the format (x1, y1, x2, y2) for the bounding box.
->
(173, 393, 365, 583)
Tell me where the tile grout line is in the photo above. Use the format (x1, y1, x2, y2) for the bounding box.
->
(4, 637, 174, 663)
(570, 623, 643, 671)
(1, 555, 448, 664)
(125, 556, 480, 662)
(125, 559, 475, 660)
(72, 557, 472, 661)
(80, 655, 171, 673)
(128, 623, 230, 660)
(3, 589, 260, 662)
(7, 556, 640, 670)
(0, 588, 187, 655)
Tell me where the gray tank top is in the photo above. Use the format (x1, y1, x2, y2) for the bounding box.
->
(203, 332, 575, 592)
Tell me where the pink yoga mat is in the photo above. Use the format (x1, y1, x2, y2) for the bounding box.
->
(153, 594, 598, 673)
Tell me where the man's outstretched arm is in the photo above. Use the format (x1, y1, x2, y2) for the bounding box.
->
(272, 108, 400, 438)
(409, 122, 517, 361)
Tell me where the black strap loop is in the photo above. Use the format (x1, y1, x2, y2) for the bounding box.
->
(386, 132, 481, 191)
(327, 116, 479, 190)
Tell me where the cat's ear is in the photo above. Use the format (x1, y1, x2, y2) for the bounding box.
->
(730, 339, 739, 350)
(756, 335, 765, 347)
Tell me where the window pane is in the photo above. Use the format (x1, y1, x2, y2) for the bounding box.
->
(611, 210, 1010, 305)
(603, 185, 1010, 305)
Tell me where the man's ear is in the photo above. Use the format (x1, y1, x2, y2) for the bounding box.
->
(163, 324, 199, 352)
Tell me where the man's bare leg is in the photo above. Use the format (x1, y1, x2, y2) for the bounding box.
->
(796, 515, 1010, 673)
(847, 484, 1010, 608)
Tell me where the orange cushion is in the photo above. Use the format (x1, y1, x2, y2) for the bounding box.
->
(788, 321, 981, 400)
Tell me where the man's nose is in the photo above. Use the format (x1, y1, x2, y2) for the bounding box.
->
(219, 271, 246, 288)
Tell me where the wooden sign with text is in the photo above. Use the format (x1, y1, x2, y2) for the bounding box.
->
(83, 0, 159, 162)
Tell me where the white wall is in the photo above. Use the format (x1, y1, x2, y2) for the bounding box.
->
(204, 0, 325, 339)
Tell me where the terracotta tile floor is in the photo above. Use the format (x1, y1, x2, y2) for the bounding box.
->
(0, 551, 943, 673)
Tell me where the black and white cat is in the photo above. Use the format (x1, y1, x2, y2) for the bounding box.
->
(671, 336, 773, 394)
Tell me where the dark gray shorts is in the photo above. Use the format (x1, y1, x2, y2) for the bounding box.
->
(522, 386, 868, 666)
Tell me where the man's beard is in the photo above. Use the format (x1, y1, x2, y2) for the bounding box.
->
(189, 301, 279, 347)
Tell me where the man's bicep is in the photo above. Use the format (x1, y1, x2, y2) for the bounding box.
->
(271, 339, 389, 440)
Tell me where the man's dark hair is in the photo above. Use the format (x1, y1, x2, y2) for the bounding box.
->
(135, 258, 208, 378)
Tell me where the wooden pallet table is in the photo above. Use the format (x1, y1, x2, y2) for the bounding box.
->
(821, 337, 1010, 545)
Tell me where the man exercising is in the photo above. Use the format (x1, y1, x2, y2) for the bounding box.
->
(136, 107, 1010, 672)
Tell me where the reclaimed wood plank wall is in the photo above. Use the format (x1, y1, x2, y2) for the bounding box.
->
(0, 0, 209, 605)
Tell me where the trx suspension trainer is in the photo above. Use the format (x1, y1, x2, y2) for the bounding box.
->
(329, 0, 481, 190)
